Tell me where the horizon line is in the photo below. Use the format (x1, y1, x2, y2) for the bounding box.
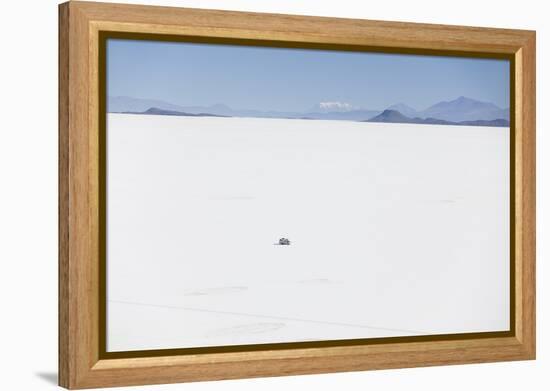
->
(108, 94, 509, 114)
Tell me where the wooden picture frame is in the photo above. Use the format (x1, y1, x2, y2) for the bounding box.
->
(59, 1, 536, 389)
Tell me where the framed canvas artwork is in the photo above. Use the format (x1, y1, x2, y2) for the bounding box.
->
(59, 1, 535, 389)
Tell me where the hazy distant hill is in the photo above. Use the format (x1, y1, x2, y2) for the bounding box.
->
(303, 109, 382, 121)
(367, 109, 509, 127)
(458, 118, 510, 127)
(109, 96, 187, 113)
(386, 103, 419, 118)
(418, 96, 509, 122)
(368, 109, 454, 125)
(367, 109, 420, 124)
(123, 107, 230, 117)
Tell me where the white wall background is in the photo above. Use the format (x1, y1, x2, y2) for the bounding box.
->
(0, 0, 546, 389)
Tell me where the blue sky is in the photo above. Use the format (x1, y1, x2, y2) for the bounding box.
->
(107, 39, 510, 112)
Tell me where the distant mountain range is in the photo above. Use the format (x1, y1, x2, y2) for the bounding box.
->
(367, 109, 509, 127)
(109, 96, 509, 127)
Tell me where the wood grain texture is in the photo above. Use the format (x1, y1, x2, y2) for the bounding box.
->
(77, 0, 530, 54)
(59, 1, 98, 388)
(58, 1, 536, 388)
(516, 33, 536, 355)
(58, 3, 70, 387)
